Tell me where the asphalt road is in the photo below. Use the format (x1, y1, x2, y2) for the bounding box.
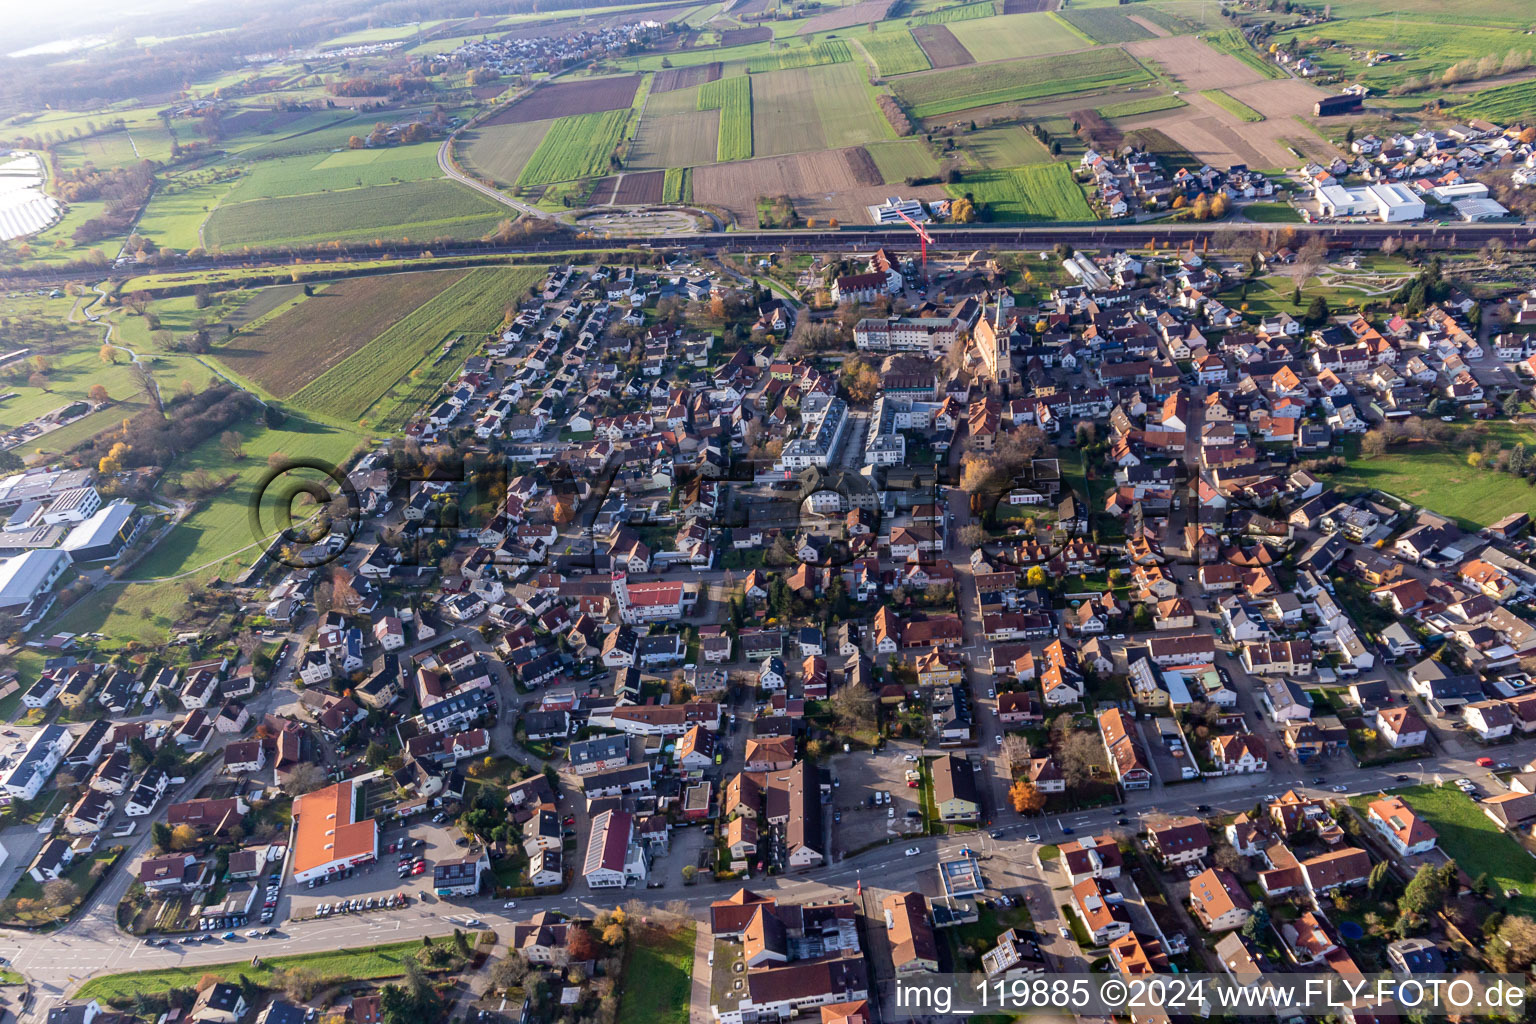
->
(8, 730, 1529, 1023)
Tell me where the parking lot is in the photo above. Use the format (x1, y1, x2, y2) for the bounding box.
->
(286, 816, 469, 920)
(827, 743, 926, 855)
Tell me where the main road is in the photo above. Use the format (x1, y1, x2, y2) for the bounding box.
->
(8, 735, 1531, 1020)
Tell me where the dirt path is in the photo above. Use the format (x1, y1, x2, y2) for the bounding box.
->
(1126, 14, 1169, 37)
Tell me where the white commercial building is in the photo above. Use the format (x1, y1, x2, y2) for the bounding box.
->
(0, 548, 69, 625)
(1315, 182, 1424, 222)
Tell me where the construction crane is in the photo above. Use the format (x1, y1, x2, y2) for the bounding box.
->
(895, 208, 934, 276)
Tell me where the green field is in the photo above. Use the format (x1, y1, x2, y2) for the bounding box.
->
(861, 28, 931, 77)
(76, 938, 453, 1002)
(129, 415, 362, 581)
(1203, 28, 1286, 80)
(945, 12, 1089, 63)
(911, 1, 995, 23)
(227, 144, 443, 201)
(959, 126, 1051, 169)
(134, 178, 238, 251)
(893, 48, 1150, 119)
(1327, 424, 1536, 533)
(662, 166, 693, 202)
(1350, 786, 1536, 918)
(517, 108, 630, 186)
(289, 265, 544, 423)
(949, 162, 1094, 221)
(1054, 7, 1154, 43)
(1202, 89, 1265, 122)
(698, 76, 753, 161)
(1455, 79, 1536, 123)
(1277, 15, 1528, 90)
(743, 39, 851, 73)
(865, 138, 941, 182)
(1098, 94, 1187, 119)
(617, 926, 695, 1024)
(1241, 202, 1302, 223)
(204, 179, 507, 248)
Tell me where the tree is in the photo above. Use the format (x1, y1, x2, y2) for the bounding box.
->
(602, 922, 626, 945)
(99, 345, 120, 365)
(1305, 294, 1330, 327)
(830, 682, 876, 733)
(681, 864, 698, 884)
(959, 524, 988, 549)
(1009, 779, 1045, 814)
(88, 384, 109, 404)
(1360, 430, 1388, 457)
(1241, 903, 1271, 941)
(1059, 730, 1105, 791)
(281, 762, 326, 796)
(1368, 860, 1393, 895)
(219, 431, 245, 460)
(1489, 914, 1536, 972)
(490, 953, 529, 992)
(170, 824, 199, 850)
(1398, 862, 1448, 918)
(1214, 845, 1246, 875)
(1025, 565, 1048, 588)
(365, 742, 393, 768)
(951, 197, 976, 223)
(42, 879, 79, 911)
(152, 821, 172, 850)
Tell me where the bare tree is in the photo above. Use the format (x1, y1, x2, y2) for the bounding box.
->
(280, 763, 326, 796)
(1001, 733, 1033, 775)
(830, 683, 876, 733)
(1059, 730, 1106, 792)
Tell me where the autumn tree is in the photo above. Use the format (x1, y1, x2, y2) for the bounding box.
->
(88, 384, 109, 404)
(170, 824, 199, 850)
(1009, 779, 1045, 814)
(100, 344, 120, 365)
(1488, 914, 1536, 972)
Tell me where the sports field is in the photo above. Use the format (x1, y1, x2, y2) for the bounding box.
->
(204, 179, 507, 247)
(290, 265, 545, 423)
(892, 48, 1149, 119)
(212, 271, 467, 397)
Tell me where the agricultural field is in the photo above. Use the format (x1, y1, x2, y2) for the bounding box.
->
(864, 138, 941, 182)
(652, 63, 722, 92)
(1097, 94, 1187, 118)
(956, 125, 1051, 169)
(892, 47, 1149, 119)
(944, 12, 1087, 63)
(459, 117, 556, 186)
(1202, 89, 1264, 122)
(691, 148, 896, 226)
(699, 76, 754, 161)
(203, 179, 508, 247)
(1455, 79, 1536, 123)
(289, 265, 545, 423)
(911, 1, 995, 23)
(742, 38, 852, 72)
(860, 28, 931, 77)
(1276, 15, 1529, 91)
(910, 24, 974, 68)
(211, 272, 466, 398)
(612, 170, 665, 204)
(750, 64, 890, 158)
(662, 167, 693, 202)
(516, 108, 630, 186)
(948, 161, 1093, 221)
(1054, 7, 1154, 44)
(225, 144, 443, 201)
(132, 178, 239, 252)
(482, 74, 642, 124)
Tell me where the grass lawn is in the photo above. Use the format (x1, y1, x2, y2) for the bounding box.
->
(617, 924, 695, 1024)
(1038, 844, 1060, 862)
(946, 900, 1033, 972)
(1328, 425, 1536, 532)
(76, 937, 451, 1003)
(1349, 784, 1536, 917)
(1242, 202, 1301, 223)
